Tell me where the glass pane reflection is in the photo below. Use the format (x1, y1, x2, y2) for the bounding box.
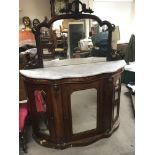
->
(115, 91, 119, 100)
(71, 89, 97, 134)
(34, 90, 50, 135)
(113, 104, 118, 121)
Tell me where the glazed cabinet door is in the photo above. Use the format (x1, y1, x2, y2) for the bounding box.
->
(61, 79, 106, 142)
(112, 75, 122, 124)
(25, 83, 56, 144)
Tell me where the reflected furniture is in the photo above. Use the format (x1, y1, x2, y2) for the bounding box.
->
(40, 28, 67, 59)
(60, 19, 70, 35)
(20, 58, 126, 149)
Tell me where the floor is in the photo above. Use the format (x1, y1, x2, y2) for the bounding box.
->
(20, 84, 135, 155)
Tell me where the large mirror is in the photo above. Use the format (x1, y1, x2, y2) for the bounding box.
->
(39, 18, 110, 64)
(20, 0, 116, 69)
(71, 88, 97, 134)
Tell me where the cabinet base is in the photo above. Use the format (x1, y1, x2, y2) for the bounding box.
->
(32, 120, 120, 149)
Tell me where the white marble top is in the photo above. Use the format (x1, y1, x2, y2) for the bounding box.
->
(20, 57, 126, 80)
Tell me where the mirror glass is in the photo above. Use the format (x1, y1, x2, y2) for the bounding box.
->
(115, 90, 119, 100)
(71, 88, 97, 134)
(115, 79, 120, 90)
(113, 104, 117, 120)
(116, 79, 120, 85)
(34, 90, 50, 135)
(39, 18, 109, 64)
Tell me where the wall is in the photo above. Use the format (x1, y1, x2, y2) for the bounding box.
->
(93, 0, 135, 43)
(19, 0, 51, 29)
(19, 0, 134, 43)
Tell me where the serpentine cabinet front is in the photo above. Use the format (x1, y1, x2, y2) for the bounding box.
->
(22, 69, 123, 149)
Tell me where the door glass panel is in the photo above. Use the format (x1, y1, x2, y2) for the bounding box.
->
(71, 88, 97, 134)
(115, 79, 120, 90)
(115, 91, 119, 100)
(113, 104, 118, 120)
(116, 79, 119, 85)
(34, 90, 50, 135)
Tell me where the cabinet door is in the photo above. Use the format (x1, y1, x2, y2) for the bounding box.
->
(26, 83, 56, 142)
(71, 88, 97, 134)
(61, 80, 104, 141)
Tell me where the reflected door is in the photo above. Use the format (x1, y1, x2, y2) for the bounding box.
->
(68, 22, 84, 57)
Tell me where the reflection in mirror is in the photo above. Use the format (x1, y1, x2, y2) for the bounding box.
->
(71, 89, 97, 134)
(115, 79, 120, 90)
(40, 21, 68, 60)
(39, 18, 110, 62)
(34, 90, 50, 135)
(40, 26, 56, 60)
(116, 78, 120, 86)
(115, 91, 119, 100)
(113, 104, 118, 121)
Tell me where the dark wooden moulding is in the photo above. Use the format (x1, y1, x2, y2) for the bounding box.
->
(22, 68, 123, 149)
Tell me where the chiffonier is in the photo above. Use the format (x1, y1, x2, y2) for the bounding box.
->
(20, 0, 126, 149)
(20, 58, 126, 149)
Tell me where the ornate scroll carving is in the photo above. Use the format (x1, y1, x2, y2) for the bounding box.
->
(29, 0, 115, 69)
(60, 0, 94, 14)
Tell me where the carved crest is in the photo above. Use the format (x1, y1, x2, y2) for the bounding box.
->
(60, 0, 94, 14)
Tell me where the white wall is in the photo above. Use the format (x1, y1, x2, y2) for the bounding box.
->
(19, 0, 51, 29)
(19, 0, 134, 43)
(93, 0, 135, 43)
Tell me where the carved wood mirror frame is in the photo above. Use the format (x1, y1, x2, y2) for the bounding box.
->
(26, 0, 115, 69)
